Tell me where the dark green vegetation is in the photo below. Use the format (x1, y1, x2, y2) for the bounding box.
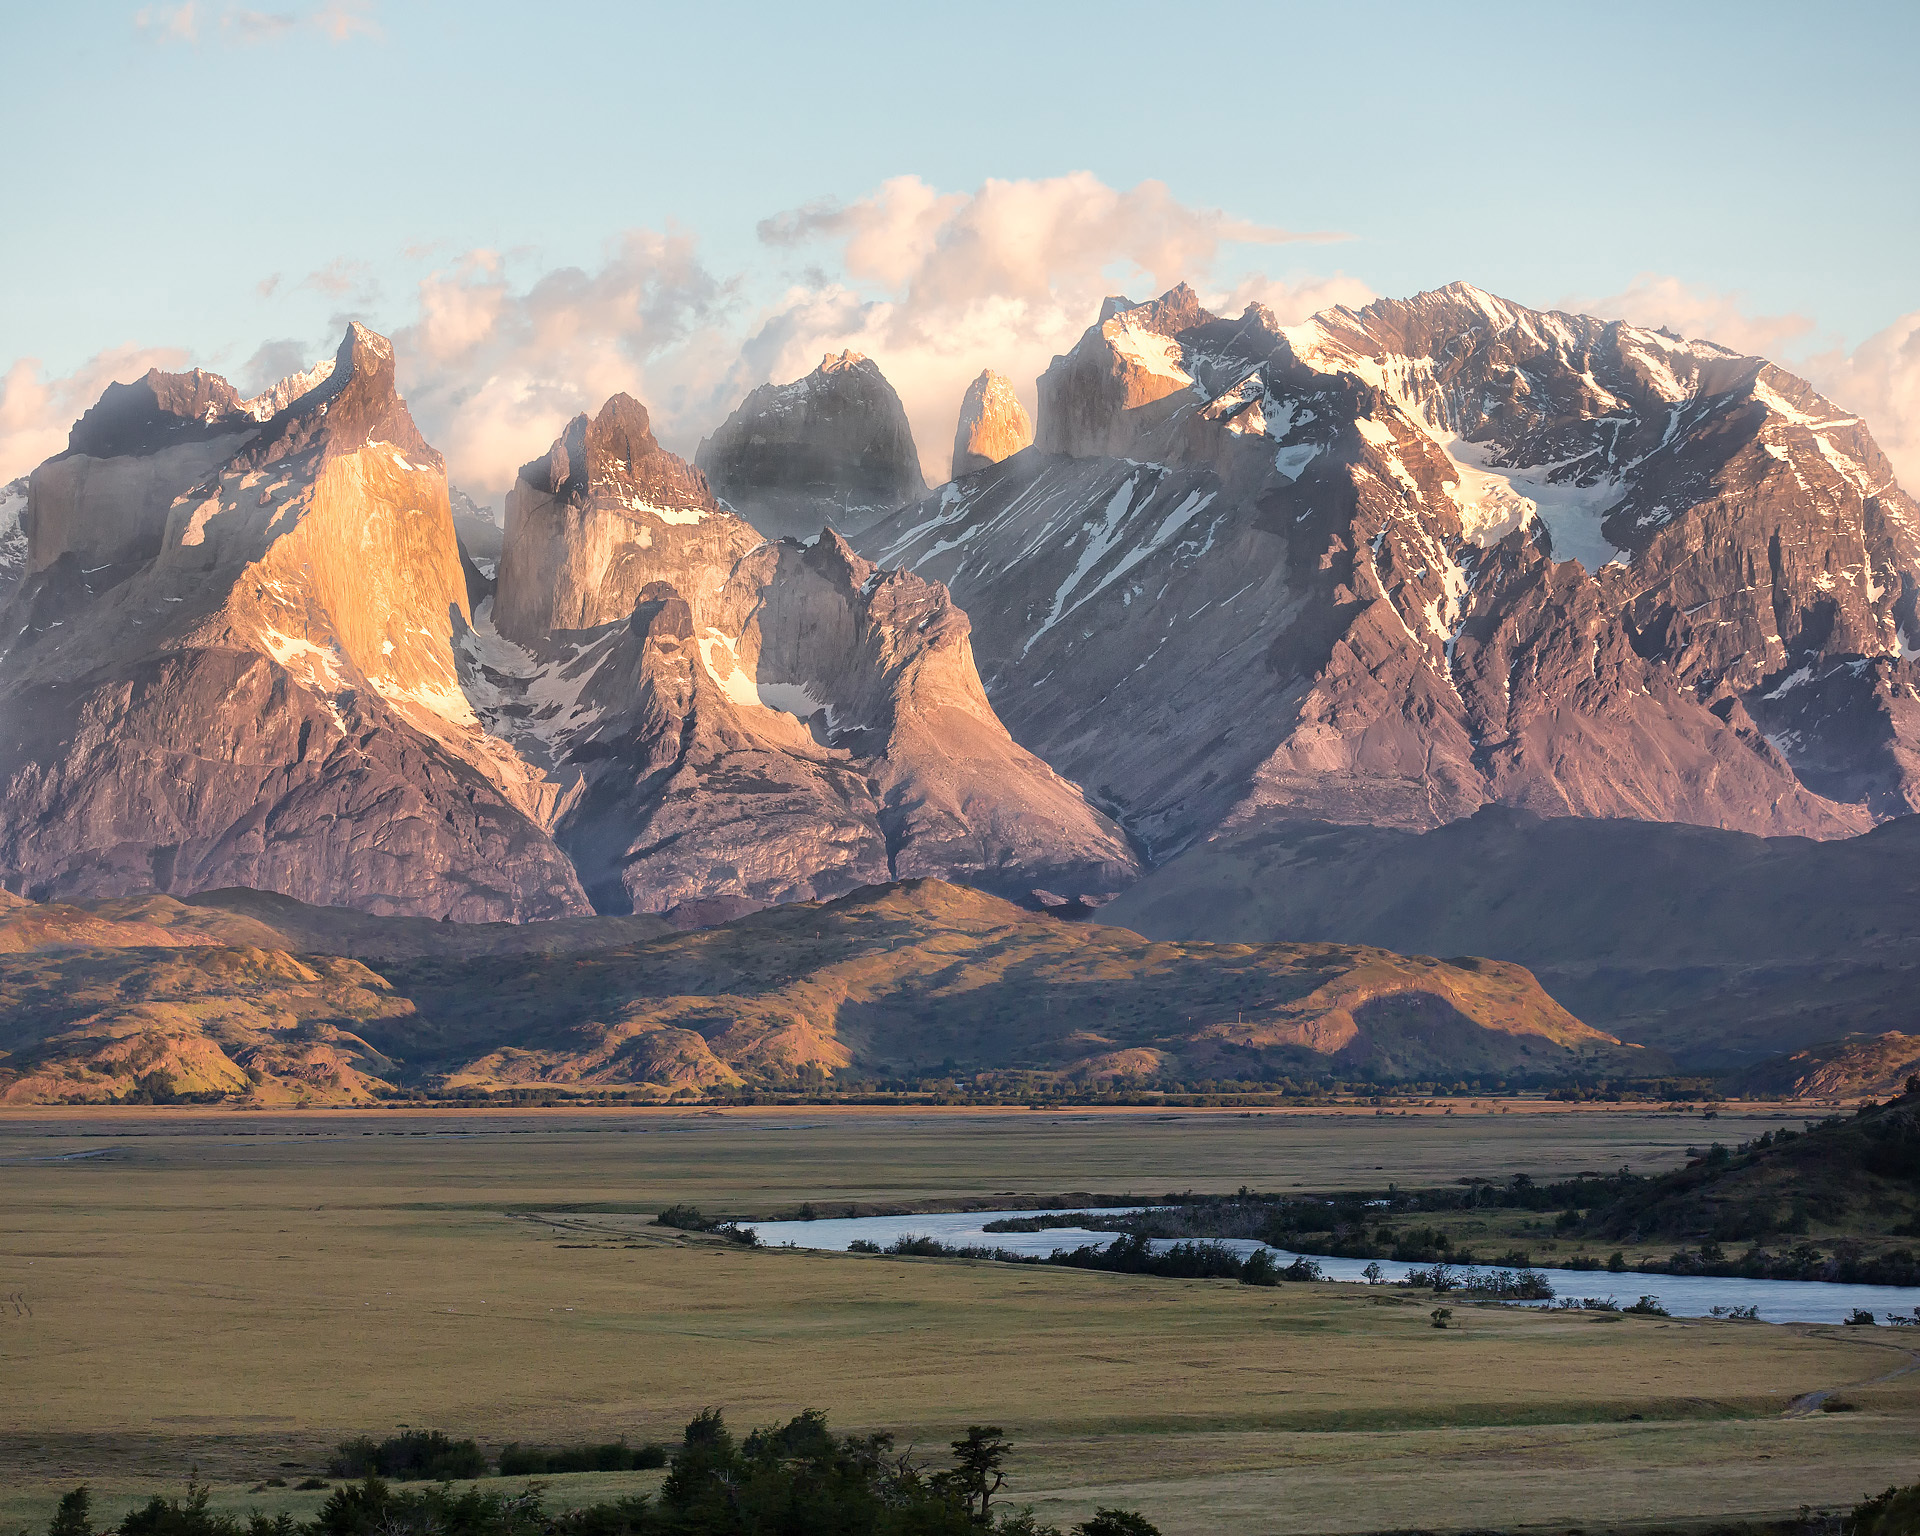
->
(978, 1082, 1920, 1281)
(328, 1432, 488, 1482)
(859, 1230, 1325, 1286)
(1103, 807, 1920, 1075)
(0, 880, 1626, 1104)
(1855, 1481, 1920, 1536)
(26, 1416, 1155, 1536)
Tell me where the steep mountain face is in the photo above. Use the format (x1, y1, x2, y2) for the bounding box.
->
(696, 351, 927, 540)
(0, 326, 590, 920)
(0, 477, 26, 607)
(861, 283, 1920, 854)
(466, 394, 1137, 923)
(951, 369, 1033, 477)
(0, 339, 1132, 927)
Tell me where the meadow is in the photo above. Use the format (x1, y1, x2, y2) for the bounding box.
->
(4, 1104, 1916, 1535)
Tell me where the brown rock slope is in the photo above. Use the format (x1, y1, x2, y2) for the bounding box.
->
(0, 881, 1636, 1102)
(0, 891, 412, 1104)
(384, 880, 1638, 1092)
(863, 282, 1920, 852)
(1733, 1034, 1920, 1101)
(0, 324, 587, 920)
(470, 395, 1138, 923)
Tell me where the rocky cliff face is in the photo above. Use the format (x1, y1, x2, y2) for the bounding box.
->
(695, 351, 927, 540)
(0, 325, 589, 920)
(0, 335, 1133, 926)
(861, 282, 1920, 853)
(952, 370, 1033, 477)
(468, 401, 1137, 923)
(0, 478, 27, 608)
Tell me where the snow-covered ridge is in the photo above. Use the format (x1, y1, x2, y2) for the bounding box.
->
(244, 356, 336, 421)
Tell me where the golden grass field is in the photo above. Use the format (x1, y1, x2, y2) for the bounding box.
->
(4, 1104, 1917, 1535)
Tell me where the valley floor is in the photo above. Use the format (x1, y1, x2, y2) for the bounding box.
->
(3, 1107, 1913, 1535)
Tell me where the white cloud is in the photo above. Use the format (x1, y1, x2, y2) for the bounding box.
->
(133, 1, 378, 44)
(389, 233, 738, 500)
(133, 3, 201, 41)
(0, 345, 192, 485)
(1207, 271, 1377, 325)
(741, 174, 1353, 481)
(1568, 272, 1816, 362)
(0, 175, 1382, 499)
(1808, 312, 1920, 497)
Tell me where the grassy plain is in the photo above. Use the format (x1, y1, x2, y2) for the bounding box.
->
(4, 1105, 1917, 1536)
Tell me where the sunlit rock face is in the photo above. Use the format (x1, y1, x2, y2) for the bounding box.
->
(861, 282, 1920, 856)
(0, 324, 589, 920)
(695, 351, 927, 541)
(473, 404, 1138, 923)
(951, 370, 1034, 478)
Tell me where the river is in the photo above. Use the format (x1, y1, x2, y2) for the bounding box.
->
(744, 1208, 1920, 1326)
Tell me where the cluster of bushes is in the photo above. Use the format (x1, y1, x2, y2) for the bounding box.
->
(328, 1432, 488, 1482)
(1636, 1241, 1920, 1287)
(854, 1231, 1320, 1287)
(1400, 1264, 1554, 1301)
(36, 1414, 1161, 1536)
(496, 1444, 668, 1477)
(651, 1207, 760, 1246)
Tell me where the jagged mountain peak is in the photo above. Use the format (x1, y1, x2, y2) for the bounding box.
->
(64, 367, 252, 460)
(952, 369, 1034, 478)
(518, 392, 718, 515)
(695, 350, 926, 541)
(226, 321, 439, 480)
(864, 277, 1920, 854)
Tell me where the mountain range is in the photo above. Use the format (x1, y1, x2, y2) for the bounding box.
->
(0, 879, 1629, 1104)
(3, 281, 1918, 1095)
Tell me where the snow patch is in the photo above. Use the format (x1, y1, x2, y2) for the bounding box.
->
(698, 630, 827, 719)
(1106, 316, 1193, 387)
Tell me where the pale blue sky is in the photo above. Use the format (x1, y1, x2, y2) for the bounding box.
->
(4, 0, 1916, 488)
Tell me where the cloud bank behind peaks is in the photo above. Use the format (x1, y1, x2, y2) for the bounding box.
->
(739, 173, 1356, 482)
(1574, 273, 1920, 495)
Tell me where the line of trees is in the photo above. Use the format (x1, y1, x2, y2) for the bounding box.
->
(37, 1414, 1160, 1536)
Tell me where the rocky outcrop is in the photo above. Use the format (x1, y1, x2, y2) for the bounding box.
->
(1035, 284, 1212, 459)
(0, 324, 590, 920)
(862, 283, 1920, 852)
(469, 402, 1138, 923)
(695, 351, 927, 540)
(951, 370, 1033, 477)
(496, 393, 754, 644)
(0, 478, 26, 608)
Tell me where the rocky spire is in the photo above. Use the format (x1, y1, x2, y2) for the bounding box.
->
(695, 353, 927, 541)
(951, 370, 1034, 478)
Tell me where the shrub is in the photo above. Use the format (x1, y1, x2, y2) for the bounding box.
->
(327, 1431, 486, 1482)
(497, 1442, 665, 1476)
(49, 1487, 92, 1536)
(1846, 1308, 1879, 1326)
(1622, 1295, 1669, 1316)
(1853, 1479, 1920, 1536)
(1430, 1307, 1452, 1329)
(1075, 1512, 1162, 1536)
